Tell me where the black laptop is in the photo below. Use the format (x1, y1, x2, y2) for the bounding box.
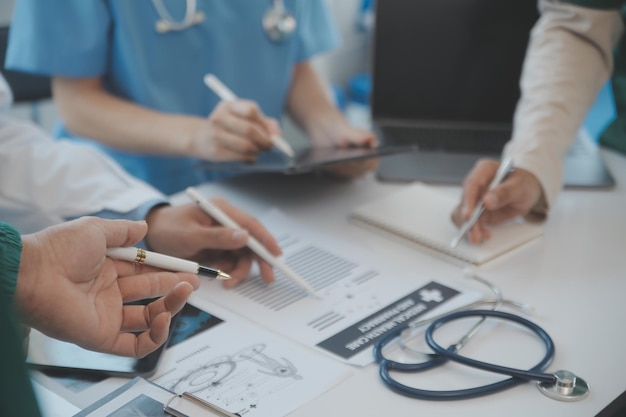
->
(373, 0, 614, 188)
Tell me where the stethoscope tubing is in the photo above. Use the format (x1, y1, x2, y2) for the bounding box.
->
(374, 309, 557, 400)
(425, 310, 556, 384)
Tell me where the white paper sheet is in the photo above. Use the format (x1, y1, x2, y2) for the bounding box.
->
(194, 210, 481, 366)
(55, 299, 350, 417)
(148, 298, 351, 417)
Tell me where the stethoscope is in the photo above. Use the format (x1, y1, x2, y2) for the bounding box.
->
(152, 0, 297, 42)
(373, 273, 590, 402)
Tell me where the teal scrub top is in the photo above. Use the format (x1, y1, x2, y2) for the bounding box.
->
(6, 0, 339, 194)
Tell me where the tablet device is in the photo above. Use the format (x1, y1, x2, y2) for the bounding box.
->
(26, 313, 179, 378)
(195, 144, 417, 174)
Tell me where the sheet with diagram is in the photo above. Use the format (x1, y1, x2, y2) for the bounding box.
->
(146, 297, 351, 417)
(194, 209, 481, 366)
(32, 299, 351, 417)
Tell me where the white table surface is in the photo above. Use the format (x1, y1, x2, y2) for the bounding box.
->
(170, 148, 626, 417)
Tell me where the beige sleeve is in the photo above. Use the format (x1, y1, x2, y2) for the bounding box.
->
(503, 0, 623, 214)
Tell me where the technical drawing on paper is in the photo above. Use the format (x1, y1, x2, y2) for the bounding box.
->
(152, 343, 302, 412)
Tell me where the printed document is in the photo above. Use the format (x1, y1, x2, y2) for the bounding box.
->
(194, 210, 480, 366)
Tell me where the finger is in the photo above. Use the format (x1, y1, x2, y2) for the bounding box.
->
(226, 101, 273, 147)
(483, 174, 524, 212)
(481, 206, 524, 225)
(467, 224, 484, 245)
(460, 159, 499, 220)
(257, 259, 276, 284)
(109, 311, 171, 358)
(211, 198, 282, 256)
(346, 130, 377, 148)
(222, 255, 253, 289)
(451, 204, 464, 227)
(184, 226, 250, 252)
(100, 219, 148, 249)
(213, 129, 264, 161)
(264, 117, 283, 137)
(220, 114, 273, 151)
(121, 282, 194, 331)
(117, 270, 199, 302)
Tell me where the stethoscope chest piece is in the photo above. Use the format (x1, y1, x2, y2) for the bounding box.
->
(263, 1, 297, 42)
(537, 370, 590, 402)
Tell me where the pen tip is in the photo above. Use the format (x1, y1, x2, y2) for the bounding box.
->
(217, 271, 231, 280)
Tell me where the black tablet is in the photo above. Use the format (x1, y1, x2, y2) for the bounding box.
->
(195, 144, 417, 174)
(26, 314, 179, 378)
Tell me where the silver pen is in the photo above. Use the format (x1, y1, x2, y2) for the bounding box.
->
(186, 187, 320, 298)
(450, 157, 514, 248)
(106, 247, 231, 280)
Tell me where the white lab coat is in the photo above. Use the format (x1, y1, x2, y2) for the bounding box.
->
(0, 75, 165, 233)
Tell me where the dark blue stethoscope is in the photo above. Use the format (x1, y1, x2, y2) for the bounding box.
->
(373, 275, 590, 402)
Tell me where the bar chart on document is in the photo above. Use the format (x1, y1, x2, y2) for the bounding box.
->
(196, 210, 481, 366)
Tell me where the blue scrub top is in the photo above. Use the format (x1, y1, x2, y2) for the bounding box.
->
(7, 0, 339, 194)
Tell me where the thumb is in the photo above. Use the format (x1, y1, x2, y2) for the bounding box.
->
(102, 219, 148, 248)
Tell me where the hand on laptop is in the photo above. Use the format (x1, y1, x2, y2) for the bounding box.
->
(451, 159, 545, 244)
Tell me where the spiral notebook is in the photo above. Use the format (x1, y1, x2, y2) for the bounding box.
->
(350, 183, 543, 265)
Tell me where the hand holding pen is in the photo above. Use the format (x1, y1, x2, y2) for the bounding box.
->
(106, 247, 230, 280)
(186, 187, 320, 297)
(450, 158, 514, 247)
(204, 74, 295, 158)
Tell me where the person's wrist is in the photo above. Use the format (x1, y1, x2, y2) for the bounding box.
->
(144, 203, 172, 251)
(13, 234, 42, 324)
(180, 116, 209, 158)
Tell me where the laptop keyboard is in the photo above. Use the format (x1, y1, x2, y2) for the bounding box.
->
(380, 125, 509, 153)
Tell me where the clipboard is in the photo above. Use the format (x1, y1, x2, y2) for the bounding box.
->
(164, 392, 240, 417)
(74, 377, 241, 417)
(28, 310, 181, 378)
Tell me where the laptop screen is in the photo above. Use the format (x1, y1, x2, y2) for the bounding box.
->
(371, 0, 539, 129)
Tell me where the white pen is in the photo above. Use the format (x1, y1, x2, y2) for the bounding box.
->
(203, 73, 295, 158)
(185, 187, 319, 298)
(449, 157, 515, 248)
(106, 247, 231, 280)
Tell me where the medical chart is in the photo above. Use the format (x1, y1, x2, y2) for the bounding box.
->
(39, 300, 350, 417)
(148, 299, 351, 417)
(194, 210, 480, 366)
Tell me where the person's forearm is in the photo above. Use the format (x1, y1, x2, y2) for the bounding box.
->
(0, 116, 166, 233)
(504, 0, 623, 209)
(53, 77, 203, 156)
(286, 62, 346, 144)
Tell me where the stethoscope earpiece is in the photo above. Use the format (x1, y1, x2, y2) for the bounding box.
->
(155, 10, 205, 34)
